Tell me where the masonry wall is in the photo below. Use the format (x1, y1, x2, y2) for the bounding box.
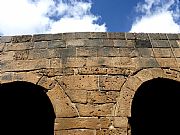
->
(0, 32, 180, 135)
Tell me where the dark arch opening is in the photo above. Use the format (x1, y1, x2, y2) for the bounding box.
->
(0, 81, 55, 135)
(130, 78, 180, 135)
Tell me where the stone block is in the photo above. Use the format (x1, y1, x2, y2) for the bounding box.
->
(156, 58, 178, 67)
(113, 117, 128, 128)
(28, 49, 49, 59)
(173, 48, 180, 58)
(167, 34, 179, 40)
(50, 58, 62, 68)
(0, 51, 15, 61)
(151, 40, 170, 48)
(126, 33, 135, 40)
(135, 39, 152, 48)
(66, 39, 85, 47)
(96, 128, 127, 135)
(138, 58, 160, 68)
(11, 35, 32, 43)
(108, 32, 125, 39)
(137, 48, 153, 57)
(1, 59, 50, 72)
(56, 129, 95, 135)
(119, 48, 139, 57)
(85, 39, 114, 47)
(62, 33, 76, 40)
(64, 57, 87, 68)
(75, 32, 91, 39)
(65, 90, 87, 103)
(51, 33, 63, 40)
(99, 76, 126, 91)
(112, 57, 136, 68)
(149, 33, 161, 40)
(91, 32, 108, 39)
(76, 103, 114, 116)
(34, 41, 48, 49)
(0, 43, 5, 52)
(14, 50, 29, 60)
(98, 47, 120, 57)
(77, 47, 98, 57)
(48, 40, 65, 48)
(169, 40, 179, 48)
(153, 48, 173, 58)
(4, 42, 33, 51)
(114, 40, 135, 48)
(0, 36, 12, 43)
(87, 91, 119, 103)
(78, 67, 107, 75)
(33, 34, 52, 41)
(56, 75, 98, 90)
(47, 84, 78, 118)
(107, 68, 134, 76)
(55, 117, 99, 129)
(135, 33, 149, 40)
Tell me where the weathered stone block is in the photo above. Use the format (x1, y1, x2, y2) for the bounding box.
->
(99, 76, 126, 91)
(151, 40, 170, 48)
(114, 40, 135, 48)
(119, 48, 138, 57)
(33, 34, 52, 41)
(98, 47, 120, 57)
(34, 41, 48, 49)
(173, 48, 180, 58)
(0, 51, 15, 61)
(107, 68, 134, 76)
(48, 40, 65, 48)
(56, 75, 98, 90)
(91, 32, 108, 39)
(66, 39, 85, 47)
(126, 33, 135, 40)
(113, 117, 128, 128)
(108, 32, 125, 39)
(47, 84, 78, 118)
(75, 32, 91, 39)
(28, 49, 49, 59)
(138, 58, 160, 68)
(76, 103, 114, 116)
(169, 40, 179, 48)
(85, 39, 114, 47)
(156, 58, 178, 67)
(167, 34, 179, 40)
(11, 35, 32, 43)
(66, 90, 87, 103)
(55, 117, 99, 129)
(4, 42, 33, 51)
(87, 91, 119, 103)
(55, 129, 95, 135)
(153, 48, 173, 58)
(135, 33, 149, 40)
(137, 48, 153, 57)
(135, 39, 152, 48)
(77, 47, 98, 57)
(96, 128, 127, 135)
(0, 36, 12, 43)
(14, 50, 29, 60)
(78, 67, 107, 75)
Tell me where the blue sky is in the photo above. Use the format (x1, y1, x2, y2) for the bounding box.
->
(0, 0, 179, 35)
(91, 0, 139, 32)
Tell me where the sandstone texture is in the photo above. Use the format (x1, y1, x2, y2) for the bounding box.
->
(0, 32, 180, 135)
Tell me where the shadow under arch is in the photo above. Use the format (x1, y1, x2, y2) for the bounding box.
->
(0, 81, 56, 135)
(130, 78, 180, 135)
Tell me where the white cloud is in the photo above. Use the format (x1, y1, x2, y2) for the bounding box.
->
(0, 0, 106, 36)
(130, 0, 180, 33)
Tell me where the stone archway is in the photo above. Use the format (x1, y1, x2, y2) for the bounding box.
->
(0, 81, 56, 135)
(130, 78, 180, 135)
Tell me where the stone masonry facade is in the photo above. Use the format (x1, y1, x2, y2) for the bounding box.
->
(0, 32, 180, 135)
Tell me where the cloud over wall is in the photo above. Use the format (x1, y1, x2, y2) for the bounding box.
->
(0, 0, 106, 35)
(130, 0, 180, 33)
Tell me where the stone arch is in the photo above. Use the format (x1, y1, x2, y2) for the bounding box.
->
(0, 81, 56, 134)
(130, 78, 180, 135)
(115, 68, 180, 117)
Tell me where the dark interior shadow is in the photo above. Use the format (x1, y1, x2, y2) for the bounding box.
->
(0, 81, 55, 135)
(130, 78, 180, 135)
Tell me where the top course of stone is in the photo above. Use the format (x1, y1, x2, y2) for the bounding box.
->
(0, 32, 180, 43)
